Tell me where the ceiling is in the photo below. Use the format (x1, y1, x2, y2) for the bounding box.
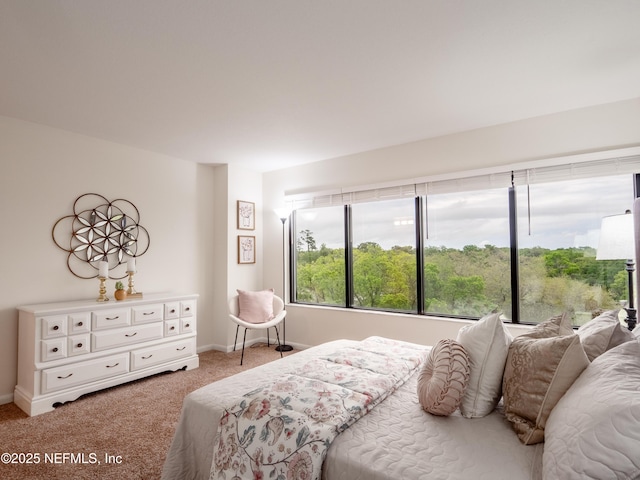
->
(1, 1, 639, 173)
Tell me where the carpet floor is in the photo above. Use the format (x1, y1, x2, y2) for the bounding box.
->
(0, 343, 296, 479)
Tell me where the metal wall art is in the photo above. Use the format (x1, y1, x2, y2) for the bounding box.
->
(52, 193, 151, 279)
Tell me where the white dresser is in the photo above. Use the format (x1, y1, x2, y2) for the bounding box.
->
(14, 293, 199, 416)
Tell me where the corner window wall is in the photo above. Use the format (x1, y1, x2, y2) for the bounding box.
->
(290, 156, 639, 324)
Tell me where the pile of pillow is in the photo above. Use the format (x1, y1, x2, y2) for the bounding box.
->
(417, 310, 639, 469)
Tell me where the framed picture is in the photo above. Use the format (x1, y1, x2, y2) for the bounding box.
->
(238, 235, 256, 264)
(237, 200, 255, 230)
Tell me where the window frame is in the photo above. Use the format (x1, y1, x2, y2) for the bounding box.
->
(289, 163, 640, 324)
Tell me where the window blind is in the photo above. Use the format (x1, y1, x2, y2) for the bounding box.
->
(286, 153, 640, 209)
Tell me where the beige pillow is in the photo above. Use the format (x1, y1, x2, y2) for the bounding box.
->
(543, 340, 640, 478)
(456, 312, 512, 418)
(236, 289, 274, 324)
(417, 339, 470, 416)
(577, 309, 635, 361)
(502, 321, 589, 445)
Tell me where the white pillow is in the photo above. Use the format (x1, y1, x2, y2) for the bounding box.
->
(455, 312, 512, 418)
(543, 340, 640, 478)
(577, 309, 635, 361)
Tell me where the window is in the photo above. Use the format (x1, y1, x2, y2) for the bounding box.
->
(423, 188, 512, 318)
(351, 198, 417, 311)
(290, 155, 639, 324)
(294, 206, 345, 306)
(516, 174, 634, 326)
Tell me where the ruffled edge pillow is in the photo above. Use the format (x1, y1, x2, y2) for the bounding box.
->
(456, 312, 512, 418)
(417, 339, 470, 416)
(543, 340, 640, 478)
(502, 317, 589, 445)
(236, 289, 275, 324)
(577, 309, 635, 361)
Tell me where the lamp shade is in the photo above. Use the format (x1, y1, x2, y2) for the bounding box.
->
(596, 212, 635, 260)
(274, 207, 292, 222)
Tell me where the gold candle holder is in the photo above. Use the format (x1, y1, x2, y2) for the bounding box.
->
(97, 276, 109, 302)
(126, 271, 143, 298)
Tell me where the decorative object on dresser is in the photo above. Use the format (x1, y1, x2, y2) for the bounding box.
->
(51, 193, 150, 280)
(14, 293, 198, 416)
(114, 281, 127, 301)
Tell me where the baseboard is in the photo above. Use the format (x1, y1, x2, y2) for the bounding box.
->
(0, 392, 14, 406)
(197, 338, 312, 355)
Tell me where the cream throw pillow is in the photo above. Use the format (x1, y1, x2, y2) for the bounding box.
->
(543, 340, 640, 478)
(502, 319, 589, 445)
(417, 339, 470, 416)
(577, 309, 635, 361)
(456, 312, 512, 418)
(236, 289, 275, 324)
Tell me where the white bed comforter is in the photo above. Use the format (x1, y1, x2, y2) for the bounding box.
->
(161, 339, 542, 480)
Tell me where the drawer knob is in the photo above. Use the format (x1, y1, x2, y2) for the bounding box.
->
(106, 316, 120, 320)
(170, 309, 176, 314)
(76, 343, 83, 348)
(185, 307, 191, 312)
(142, 354, 153, 360)
(78, 321, 83, 327)
(57, 373, 73, 379)
(143, 311, 155, 316)
(106, 362, 120, 368)
(185, 323, 190, 328)
(52, 347, 58, 353)
(170, 326, 175, 330)
(125, 332, 137, 338)
(53, 325, 59, 331)
(176, 346, 186, 351)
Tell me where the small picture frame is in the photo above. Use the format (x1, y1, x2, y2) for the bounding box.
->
(237, 200, 255, 230)
(238, 235, 256, 264)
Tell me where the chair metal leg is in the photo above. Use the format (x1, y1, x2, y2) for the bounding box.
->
(233, 325, 240, 351)
(241, 327, 248, 365)
(274, 326, 283, 359)
(267, 328, 270, 347)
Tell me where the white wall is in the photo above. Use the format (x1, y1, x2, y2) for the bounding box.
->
(262, 98, 640, 348)
(0, 116, 217, 403)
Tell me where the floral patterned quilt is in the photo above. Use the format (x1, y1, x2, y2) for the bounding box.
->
(210, 337, 427, 480)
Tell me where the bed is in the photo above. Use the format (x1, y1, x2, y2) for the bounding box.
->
(162, 313, 640, 480)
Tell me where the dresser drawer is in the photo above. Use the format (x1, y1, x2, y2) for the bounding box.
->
(41, 315, 68, 339)
(68, 312, 91, 334)
(130, 338, 196, 371)
(165, 319, 180, 336)
(131, 304, 163, 324)
(41, 338, 67, 362)
(92, 308, 130, 330)
(181, 300, 196, 317)
(41, 353, 129, 394)
(181, 317, 195, 334)
(91, 323, 163, 352)
(164, 302, 180, 320)
(68, 334, 91, 356)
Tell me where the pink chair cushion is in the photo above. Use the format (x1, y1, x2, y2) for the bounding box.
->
(237, 289, 275, 324)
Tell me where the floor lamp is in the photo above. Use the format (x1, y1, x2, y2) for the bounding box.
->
(274, 208, 293, 352)
(596, 210, 636, 331)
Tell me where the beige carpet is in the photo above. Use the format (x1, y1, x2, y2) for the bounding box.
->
(0, 343, 296, 479)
